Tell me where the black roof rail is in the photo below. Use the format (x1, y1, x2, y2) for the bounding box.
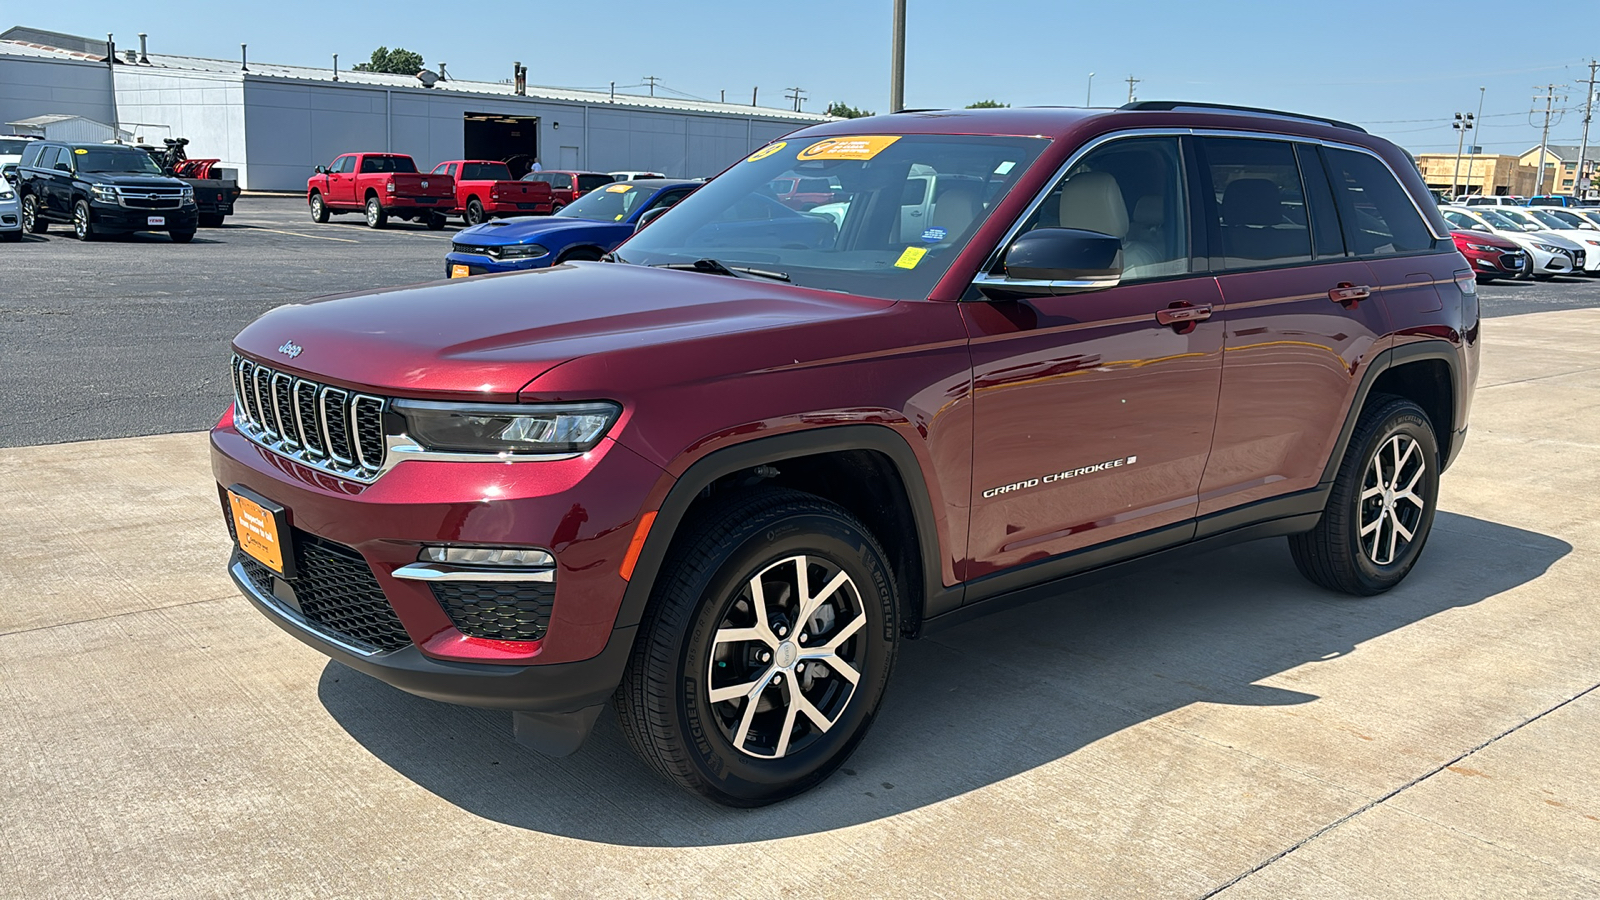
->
(1118, 101, 1367, 134)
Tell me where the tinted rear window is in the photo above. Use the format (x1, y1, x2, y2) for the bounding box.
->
(359, 155, 418, 174)
(1322, 148, 1434, 255)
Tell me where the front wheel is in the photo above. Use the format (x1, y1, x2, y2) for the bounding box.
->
(20, 195, 46, 233)
(72, 200, 97, 241)
(169, 230, 196, 244)
(309, 192, 329, 223)
(549, 202, 565, 215)
(364, 196, 387, 228)
(615, 488, 899, 806)
(1288, 396, 1440, 595)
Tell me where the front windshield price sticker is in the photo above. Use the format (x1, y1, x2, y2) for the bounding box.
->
(74, 148, 87, 154)
(798, 136, 902, 161)
(745, 141, 788, 163)
(894, 246, 927, 269)
(605, 183, 633, 193)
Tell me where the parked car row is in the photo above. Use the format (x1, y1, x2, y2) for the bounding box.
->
(1442, 204, 1600, 281)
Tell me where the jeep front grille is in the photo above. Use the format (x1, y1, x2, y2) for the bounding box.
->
(231, 354, 387, 482)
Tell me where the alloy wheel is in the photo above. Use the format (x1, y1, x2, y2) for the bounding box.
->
(73, 205, 88, 239)
(1358, 434, 1427, 566)
(21, 197, 36, 232)
(706, 554, 867, 759)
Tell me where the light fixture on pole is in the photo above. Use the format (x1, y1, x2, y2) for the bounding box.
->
(1450, 112, 1474, 200)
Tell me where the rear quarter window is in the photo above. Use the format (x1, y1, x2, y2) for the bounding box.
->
(1323, 147, 1435, 256)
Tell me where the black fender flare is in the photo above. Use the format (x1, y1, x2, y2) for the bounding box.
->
(1318, 339, 1462, 486)
(612, 424, 955, 635)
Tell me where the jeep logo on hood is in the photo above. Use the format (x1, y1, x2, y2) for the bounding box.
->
(277, 340, 303, 359)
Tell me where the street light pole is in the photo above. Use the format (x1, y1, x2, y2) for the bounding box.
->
(1086, 72, 1094, 107)
(890, 0, 906, 113)
(1451, 113, 1474, 199)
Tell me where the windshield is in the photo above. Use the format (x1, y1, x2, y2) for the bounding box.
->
(0, 138, 30, 157)
(74, 147, 164, 175)
(1545, 210, 1588, 228)
(1478, 210, 1526, 231)
(556, 183, 655, 221)
(614, 133, 1049, 300)
(1526, 209, 1572, 229)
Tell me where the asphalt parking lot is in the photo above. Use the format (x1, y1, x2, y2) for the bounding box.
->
(2, 195, 1600, 448)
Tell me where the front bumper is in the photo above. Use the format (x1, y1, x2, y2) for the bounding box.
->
(230, 553, 636, 712)
(444, 251, 546, 277)
(210, 416, 667, 710)
(90, 200, 198, 231)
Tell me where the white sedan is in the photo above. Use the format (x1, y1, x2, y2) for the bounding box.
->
(1441, 207, 1578, 279)
(1499, 207, 1600, 274)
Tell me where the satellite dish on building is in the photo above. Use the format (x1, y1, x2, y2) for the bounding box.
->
(416, 69, 440, 88)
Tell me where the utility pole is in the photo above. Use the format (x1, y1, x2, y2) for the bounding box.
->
(1125, 74, 1141, 103)
(784, 87, 807, 112)
(1532, 83, 1564, 196)
(643, 75, 661, 98)
(1451, 112, 1474, 199)
(890, 0, 906, 113)
(752, 86, 758, 107)
(1577, 60, 1597, 201)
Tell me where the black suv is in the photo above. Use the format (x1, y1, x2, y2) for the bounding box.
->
(16, 141, 199, 242)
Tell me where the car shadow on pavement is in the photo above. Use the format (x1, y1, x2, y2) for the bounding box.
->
(318, 511, 1570, 845)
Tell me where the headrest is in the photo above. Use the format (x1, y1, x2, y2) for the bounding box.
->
(1132, 194, 1163, 225)
(1058, 172, 1128, 238)
(1221, 178, 1283, 228)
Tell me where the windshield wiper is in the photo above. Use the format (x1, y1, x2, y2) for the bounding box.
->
(653, 258, 791, 283)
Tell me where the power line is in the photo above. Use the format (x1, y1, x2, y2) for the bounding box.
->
(642, 75, 661, 97)
(784, 86, 807, 112)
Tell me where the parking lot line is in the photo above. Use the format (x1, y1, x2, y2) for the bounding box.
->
(239, 226, 362, 244)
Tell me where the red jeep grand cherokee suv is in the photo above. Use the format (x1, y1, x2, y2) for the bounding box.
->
(213, 102, 1479, 806)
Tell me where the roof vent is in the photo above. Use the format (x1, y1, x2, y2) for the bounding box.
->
(416, 69, 440, 88)
(137, 32, 148, 64)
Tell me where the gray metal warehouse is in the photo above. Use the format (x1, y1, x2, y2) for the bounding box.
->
(0, 26, 829, 191)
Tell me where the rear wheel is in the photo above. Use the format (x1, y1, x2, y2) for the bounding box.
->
(309, 192, 329, 223)
(465, 198, 486, 225)
(72, 200, 97, 241)
(20, 195, 46, 233)
(1289, 396, 1439, 596)
(364, 196, 387, 228)
(550, 202, 565, 215)
(615, 488, 899, 806)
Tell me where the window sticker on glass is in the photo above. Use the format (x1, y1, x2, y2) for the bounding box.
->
(745, 141, 788, 163)
(920, 226, 948, 243)
(798, 136, 902, 161)
(994, 160, 1016, 175)
(606, 184, 633, 193)
(74, 148, 88, 155)
(894, 246, 927, 269)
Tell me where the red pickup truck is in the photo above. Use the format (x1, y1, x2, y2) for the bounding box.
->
(308, 152, 454, 229)
(429, 160, 554, 224)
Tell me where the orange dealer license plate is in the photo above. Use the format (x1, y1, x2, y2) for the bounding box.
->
(227, 485, 294, 577)
(450, 264, 470, 279)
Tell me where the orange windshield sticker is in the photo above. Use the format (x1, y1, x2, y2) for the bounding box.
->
(894, 246, 927, 269)
(605, 183, 633, 193)
(745, 141, 788, 163)
(797, 136, 901, 161)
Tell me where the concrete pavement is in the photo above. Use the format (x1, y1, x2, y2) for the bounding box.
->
(1, 309, 1596, 898)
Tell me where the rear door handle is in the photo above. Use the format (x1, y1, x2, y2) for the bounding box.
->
(1329, 283, 1372, 305)
(1155, 303, 1213, 327)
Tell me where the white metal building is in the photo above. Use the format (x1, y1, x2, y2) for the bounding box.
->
(0, 26, 830, 190)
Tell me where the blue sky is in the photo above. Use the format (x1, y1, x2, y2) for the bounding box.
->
(18, 0, 1597, 157)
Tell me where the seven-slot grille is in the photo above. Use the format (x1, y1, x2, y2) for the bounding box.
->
(231, 355, 388, 482)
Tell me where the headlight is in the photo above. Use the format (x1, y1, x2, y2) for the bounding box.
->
(393, 400, 620, 454)
(90, 184, 119, 202)
(496, 243, 549, 259)
(1463, 243, 1500, 252)
(1533, 243, 1562, 253)
(179, 184, 194, 198)
(0, 190, 13, 201)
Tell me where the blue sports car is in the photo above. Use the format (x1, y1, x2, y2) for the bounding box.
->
(445, 179, 700, 277)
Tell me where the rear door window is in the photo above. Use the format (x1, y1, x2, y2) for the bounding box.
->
(1196, 137, 1311, 269)
(32, 146, 60, 170)
(1321, 147, 1435, 256)
(1294, 144, 1347, 259)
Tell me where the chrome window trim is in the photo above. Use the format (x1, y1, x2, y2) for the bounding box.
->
(229, 558, 383, 658)
(971, 274, 1121, 294)
(974, 126, 1448, 284)
(391, 563, 556, 583)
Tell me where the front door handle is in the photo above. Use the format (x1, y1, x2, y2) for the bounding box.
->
(1155, 303, 1213, 333)
(1329, 283, 1372, 306)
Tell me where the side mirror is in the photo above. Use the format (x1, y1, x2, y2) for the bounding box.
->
(1, 164, 16, 183)
(974, 227, 1123, 298)
(635, 206, 670, 233)
(315, 165, 328, 175)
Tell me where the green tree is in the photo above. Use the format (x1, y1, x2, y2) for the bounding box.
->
(352, 47, 426, 75)
(827, 101, 874, 119)
(965, 99, 1009, 109)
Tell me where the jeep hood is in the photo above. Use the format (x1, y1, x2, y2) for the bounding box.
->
(232, 262, 895, 400)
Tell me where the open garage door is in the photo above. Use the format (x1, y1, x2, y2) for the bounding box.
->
(464, 112, 540, 179)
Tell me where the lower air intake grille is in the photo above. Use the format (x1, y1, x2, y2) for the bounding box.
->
(232, 523, 412, 653)
(431, 581, 554, 643)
